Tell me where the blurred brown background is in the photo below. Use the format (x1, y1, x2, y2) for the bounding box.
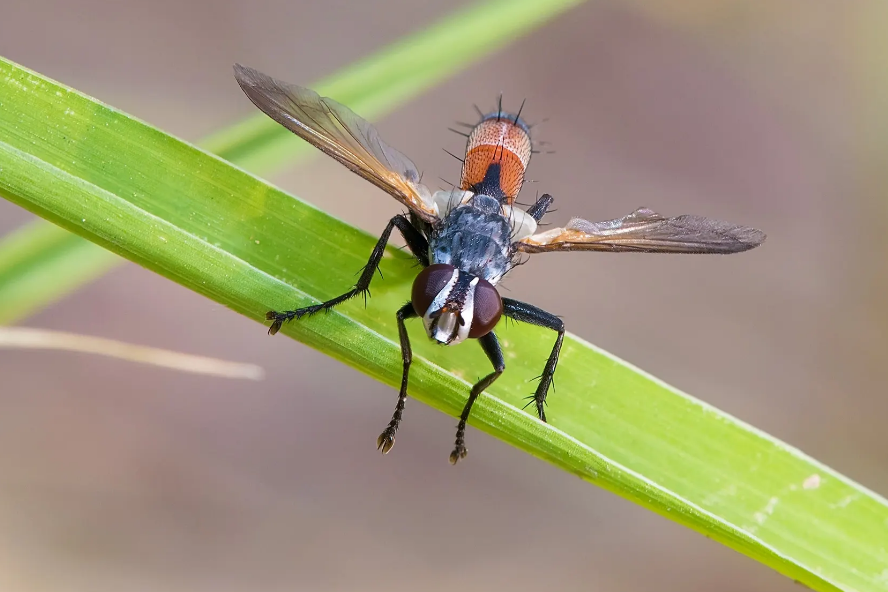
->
(2, 0, 887, 590)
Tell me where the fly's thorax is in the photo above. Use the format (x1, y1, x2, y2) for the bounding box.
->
(460, 114, 532, 203)
(411, 264, 502, 346)
(432, 190, 537, 239)
(430, 199, 513, 284)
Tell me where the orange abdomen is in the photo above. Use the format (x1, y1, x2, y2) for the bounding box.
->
(460, 117, 532, 204)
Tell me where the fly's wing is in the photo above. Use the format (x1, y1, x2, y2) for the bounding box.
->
(233, 64, 439, 223)
(516, 207, 765, 254)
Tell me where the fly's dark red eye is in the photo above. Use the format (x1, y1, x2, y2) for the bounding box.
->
(469, 279, 502, 338)
(412, 264, 456, 317)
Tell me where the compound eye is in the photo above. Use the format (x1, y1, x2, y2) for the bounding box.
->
(468, 278, 502, 338)
(412, 264, 457, 317)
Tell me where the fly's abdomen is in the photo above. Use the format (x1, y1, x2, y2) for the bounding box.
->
(460, 114, 532, 204)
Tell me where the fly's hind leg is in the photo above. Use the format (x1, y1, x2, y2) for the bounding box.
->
(376, 302, 418, 455)
(501, 298, 564, 422)
(450, 331, 505, 464)
(267, 214, 429, 335)
(526, 193, 554, 222)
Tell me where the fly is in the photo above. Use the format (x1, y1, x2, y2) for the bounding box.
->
(233, 64, 766, 464)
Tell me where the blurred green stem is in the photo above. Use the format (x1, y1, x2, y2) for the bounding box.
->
(0, 0, 585, 324)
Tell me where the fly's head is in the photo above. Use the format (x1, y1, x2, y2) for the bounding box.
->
(411, 264, 502, 346)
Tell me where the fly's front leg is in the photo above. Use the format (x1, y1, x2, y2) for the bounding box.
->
(267, 214, 429, 335)
(450, 332, 505, 464)
(377, 302, 418, 454)
(502, 298, 564, 422)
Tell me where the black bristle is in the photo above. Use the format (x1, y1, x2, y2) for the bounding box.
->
(448, 127, 471, 138)
(443, 149, 465, 164)
(514, 98, 526, 125)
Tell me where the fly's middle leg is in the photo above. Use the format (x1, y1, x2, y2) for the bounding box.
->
(376, 301, 418, 455)
(266, 214, 429, 335)
(450, 331, 505, 464)
(501, 298, 564, 422)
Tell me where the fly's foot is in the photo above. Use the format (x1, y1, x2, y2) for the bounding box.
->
(449, 443, 467, 465)
(266, 304, 328, 335)
(265, 310, 292, 335)
(535, 398, 548, 423)
(521, 393, 548, 423)
(376, 427, 397, 454)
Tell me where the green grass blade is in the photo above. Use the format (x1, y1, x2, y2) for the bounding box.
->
(0, 0, 586, 324)
(1, 54, 887, 592)
(0, 220, 118, 323)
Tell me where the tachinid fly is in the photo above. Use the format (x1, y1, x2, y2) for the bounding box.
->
(233, 64, 766, 464)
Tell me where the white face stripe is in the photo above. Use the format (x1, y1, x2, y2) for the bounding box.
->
(425, 268, 458, 318)
(422, 268, 458, 344)
(452, 277, 478, 346)
(421, 270, 479, 346)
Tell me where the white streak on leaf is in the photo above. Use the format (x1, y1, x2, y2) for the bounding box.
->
(754, 496, 780, 526)
(803, 474, 822, 490)
(830, 494, 860, 510)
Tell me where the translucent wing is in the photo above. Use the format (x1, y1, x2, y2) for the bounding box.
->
(516, 207, 765, 254)
(233, 64, 439, 222)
